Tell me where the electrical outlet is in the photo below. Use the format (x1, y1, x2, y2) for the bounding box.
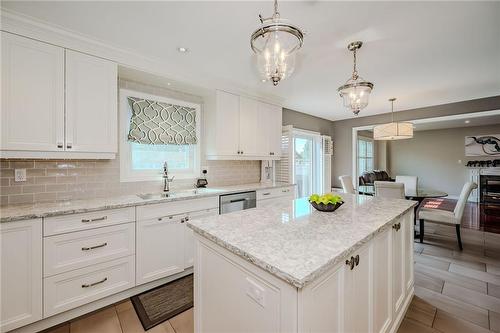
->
(14, 169, 27, 182)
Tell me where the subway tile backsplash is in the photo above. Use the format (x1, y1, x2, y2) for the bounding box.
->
(0, 157, 261, 205)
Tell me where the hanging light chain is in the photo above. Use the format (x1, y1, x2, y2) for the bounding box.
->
(273, 0, 280, 18)
(352, 48, 358, 80)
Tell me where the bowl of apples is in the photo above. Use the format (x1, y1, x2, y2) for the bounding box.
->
(308, 193, 344, 212)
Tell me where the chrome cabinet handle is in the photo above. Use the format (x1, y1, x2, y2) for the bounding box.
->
(270, 152, 275, 155)
(262, 192, 271, 196)
(181, 218, 185, 223)
(57, 143, 64, 149)
(158, 215, 174, 221)
(185, 216, 189, 222)
(81, 216, 108, 223)
(82, 242, 107, 251)
(354, 255, 360, 266)
(67, 143, 72, 149)
(392, 223, 401, 231)
(81, 277, 107, 288)
(346, 256, 355, 270)
(282, 189, 289, 193)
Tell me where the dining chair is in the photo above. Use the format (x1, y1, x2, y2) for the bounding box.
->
(374, 181, 405, 199)
(339, 175, 355, 194)
(417, 182, 477, 250)
(395, 175, 418, 197)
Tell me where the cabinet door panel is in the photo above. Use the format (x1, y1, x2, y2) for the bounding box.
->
(1, 32, 64, 151)
(184, 208, 219, 268)
(392, 219, 405, 314)
(373, 229, 392, 333)
(0, 219, 42, 332)
(302, 265, 344, 333)
(215, 90, 240, 156)
(268, 104, 283, 157)
(65, 50, 117, 153)
(239, 97, 260, 156)
(136, 217, 184, 285)
(404, 213, 414, 293)
(344, 244, 372, 333)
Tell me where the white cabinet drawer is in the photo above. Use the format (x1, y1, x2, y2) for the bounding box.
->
(44, 255, 135, 317)
(44, 223, 135, 277)
(136, 197, 218, 221)
(256, 186, 294, 201)
(44, 207, 135, 236)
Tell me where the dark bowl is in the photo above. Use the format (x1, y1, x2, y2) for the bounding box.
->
(309, 200, 344, 212)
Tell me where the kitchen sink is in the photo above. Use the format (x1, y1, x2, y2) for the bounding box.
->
(136, 188, 224, 200)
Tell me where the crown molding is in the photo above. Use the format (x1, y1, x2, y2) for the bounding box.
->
(0, 8, 284, 106)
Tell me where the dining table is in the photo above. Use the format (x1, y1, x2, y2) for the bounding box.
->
(358, 185, 448, 238)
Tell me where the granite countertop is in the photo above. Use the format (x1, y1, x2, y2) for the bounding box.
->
(0, 182, 293, 223)
(187, 194, 417, 289)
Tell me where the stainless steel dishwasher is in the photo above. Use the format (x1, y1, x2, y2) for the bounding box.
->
(219, 191, 257, 214)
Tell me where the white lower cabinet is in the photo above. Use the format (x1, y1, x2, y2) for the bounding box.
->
(136, 215, 185, 285)
(136, 208, 219, 284)
(194, 209, 415, 333)
(373, 228, 393, 333)
(392, 217, 406, 315)
(44, 256, 135, 317)
(184, 208, 219, 269)
(0, 219, 42, 333)
(344, 243, 372, 333)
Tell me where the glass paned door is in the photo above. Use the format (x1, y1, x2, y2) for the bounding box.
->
(293, 131, 323, 198)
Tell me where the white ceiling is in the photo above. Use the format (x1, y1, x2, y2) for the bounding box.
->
(2, 1, 500, 121)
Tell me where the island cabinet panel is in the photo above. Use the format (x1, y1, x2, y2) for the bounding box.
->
(0, 219, 42, 333)
(300, 264, 344, 332)
(392, 216, 406, 315)
(372, 229, 393, 333)
(403, 212, 415, 294)
(183, 208, 219, 269)
(344, 243, 372, 333)
(194, 238, 297, 333)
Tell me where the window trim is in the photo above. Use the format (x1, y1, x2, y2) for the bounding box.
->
(119, 88, 201, 182)
(357, 136, 374, 175)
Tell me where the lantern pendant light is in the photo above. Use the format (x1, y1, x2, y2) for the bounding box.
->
(250, 0, 304, 86)
(338, 41, 374, 115)
(373, 98, 414, 140)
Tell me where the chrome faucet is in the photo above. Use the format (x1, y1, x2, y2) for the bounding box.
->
(163, 162, 175, 192)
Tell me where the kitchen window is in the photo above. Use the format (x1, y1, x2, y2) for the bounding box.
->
(119, 89, 201, 182)
(358, 137, 374, 176)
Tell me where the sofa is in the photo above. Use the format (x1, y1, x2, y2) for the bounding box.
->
(359, 170, 394, 186)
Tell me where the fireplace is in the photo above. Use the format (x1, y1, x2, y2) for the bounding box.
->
(480, 174, 500, 205)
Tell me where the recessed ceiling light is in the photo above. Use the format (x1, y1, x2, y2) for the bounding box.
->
(177, 47, 189, 53)
(167, 82, 171, 86)
(261, 79, 267, 83)
(465, 120, 470, 124)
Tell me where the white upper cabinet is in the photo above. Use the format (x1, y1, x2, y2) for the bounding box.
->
(212, 90, 240, 156)
(1, 32, 65, 152)
(65, 50, 117, 153)
(206, 90, 282, 160)
(239, 96, 260, 156)
(0, 32, 117, 159)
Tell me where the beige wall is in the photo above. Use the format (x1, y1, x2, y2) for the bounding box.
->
(331, 95, 500, 187)
(387, 124, 499, 197)
(282, 108, 333, 136)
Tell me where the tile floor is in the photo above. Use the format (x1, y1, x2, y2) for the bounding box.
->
(42, 301, 193, 333)
(398, 228, 500, 333)
(43, 223, 500, 333)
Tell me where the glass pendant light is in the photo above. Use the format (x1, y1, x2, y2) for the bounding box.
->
(338, 41, 374, 115)
(373, 98, 414, 140)
(250, 0, 304, 86)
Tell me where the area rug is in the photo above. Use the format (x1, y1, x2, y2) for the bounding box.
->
(131, 274, 193, 330)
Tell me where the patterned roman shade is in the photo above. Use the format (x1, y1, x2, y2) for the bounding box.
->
(127, 96, 197, 145)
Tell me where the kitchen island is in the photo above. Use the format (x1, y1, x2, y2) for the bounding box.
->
(187, 194, 417, 333)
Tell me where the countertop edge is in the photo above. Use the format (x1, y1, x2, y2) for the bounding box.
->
(0, 183, 294, 223)
(188, 200, 418, 289)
